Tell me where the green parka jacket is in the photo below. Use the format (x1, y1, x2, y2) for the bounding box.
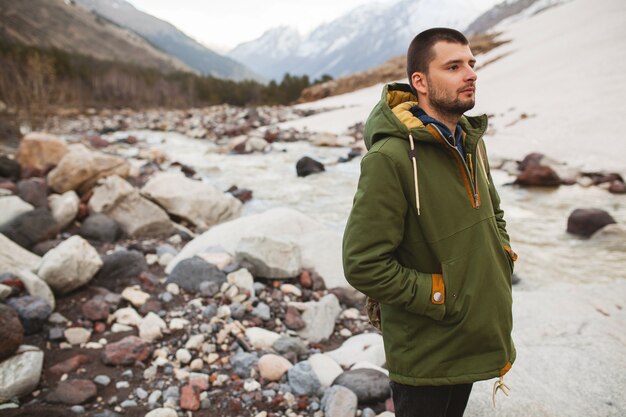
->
(342, 83, 517, 386)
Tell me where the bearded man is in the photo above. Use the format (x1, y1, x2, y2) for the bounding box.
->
(342, 28, 517, 417)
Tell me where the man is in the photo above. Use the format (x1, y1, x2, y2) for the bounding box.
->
(342, 28, 517, 417)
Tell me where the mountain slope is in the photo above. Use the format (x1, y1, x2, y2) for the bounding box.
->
(0, 0, 192, 73)
(74, 0, 259, 81)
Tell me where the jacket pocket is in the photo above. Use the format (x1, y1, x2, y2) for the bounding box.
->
(441, 258, 468, 320)
(420, 273, 447, 321)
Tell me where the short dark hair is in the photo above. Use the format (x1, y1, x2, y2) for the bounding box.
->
(406, 28, 469, 93)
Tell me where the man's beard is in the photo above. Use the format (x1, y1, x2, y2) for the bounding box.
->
(427, 76, 475, 117)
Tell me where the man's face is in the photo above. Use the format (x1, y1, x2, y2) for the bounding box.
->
(417, 41, 477, 116)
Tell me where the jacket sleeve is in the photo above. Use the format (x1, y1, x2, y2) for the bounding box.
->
(342, 150, 435, 316)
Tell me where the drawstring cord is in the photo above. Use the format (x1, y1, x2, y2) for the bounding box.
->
(408, 133, 420, 215)
(492, 376, 510, 407)
(477, 143, 490, 185)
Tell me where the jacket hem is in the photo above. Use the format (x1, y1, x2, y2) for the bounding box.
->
(388, 367, 508, 387)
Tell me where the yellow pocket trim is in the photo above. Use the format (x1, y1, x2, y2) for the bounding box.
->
(500, 361, 512, 376)
(431, 273, 445, 305)
(503, 245, 518, 262)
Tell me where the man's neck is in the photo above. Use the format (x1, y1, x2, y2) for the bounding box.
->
(418, 103, 460, 135)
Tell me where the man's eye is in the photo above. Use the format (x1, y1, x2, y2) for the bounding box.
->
(448, 65, 458, 70)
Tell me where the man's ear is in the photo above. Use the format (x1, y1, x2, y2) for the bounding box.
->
(411, 72, 428, 96)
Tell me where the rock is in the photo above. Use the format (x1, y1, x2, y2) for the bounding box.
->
(515, 165, 561, 187)
(328, 287, 366, 309)
(608, 181, 626, 194)
(332, 368, 390, 404)
(166, 207, 346, 289)
(64, 327, 92, 345)
(49, 354, 91, 375)
(272, 336, 308, 357)
(0, 234, 42, 273)
(141, 171, 242, 229)
(227, 268, 255, 297)
(296, 156, 325, 177)
(82, 297, 110, 321)
(0, 304, 24, 361)
(79, 213, 121, 243)
(309, 353, 343, 388)
(235, 236, 302, 278)
(284, 306, 306, 330)
(321, 385, 358, 417)
(16, 132, 68, 171)
(110, 307, 143, 327)
(166, 256, 226, 293)
(326, 333, 386, 368)
(252, 302, 272, 321)
(47, 379, 97, 405)
(145, 409, 177, 417)
(0, 155, 20, 179)
(16, 178, 48, 208)
(185, 334, 205, 351)
(0, 345, 44, 402)
(38, 235, 102, 294)
(567, 208, 617, 237)
(231, 352, 259, 378)
(31, 238, 62, 256)
(0, 207, 60, 249)
(6, 296, 52, 334)
(0, 283, 11, 300)
(180, 385, 200, 411)
(288, 361, 321, 396)
(121, 286, 150, 307)
(294, 294, 341, 342)
(0, 195, 33, 227)
(12, 269, 54, 309)
(93, 250, 148, 290)
(258, 354, 293, 381)
(48, 191, 79, 230)
(245, 327, 281, 350)
(47, 144, 130, 194)
(101, 336, 151, 366)
(88, 175, 173, 238)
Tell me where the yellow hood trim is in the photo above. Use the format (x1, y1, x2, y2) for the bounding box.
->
(387, 89, 424, 131)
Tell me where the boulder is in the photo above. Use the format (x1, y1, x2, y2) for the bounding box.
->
(321, 385, 358, 417)
(141, 171, 241, 230)
(515, 165, 561, 187)
(16, 132, 68, 171)
(567, 208, 617, 237)
(38, 235, 102, 294)
(0, 195, 33, 226)
(296, 156, 325, 177)
(0, 345, 44, 402)
(16, 178, 48, 208)
(47, 144, 130, 194)
(309, 353, 343, 388)
(48, 191, 79, 230)
(235, 236, 302, 278)
(0, 304, 24, 361)
(166, 256, 226, 293)
(0, 233, 41, 273)
(79, 213, 121, 243)
(6, 295, 53, 334)
(88, 175, 173, 238)
(0, 208, 59, 249)
(608, 181, 626, 194)
(332, 368, 390, 404)
(294, 294, 341, 342)
(326, 333, 386, 368)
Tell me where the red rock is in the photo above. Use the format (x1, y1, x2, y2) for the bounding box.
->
(80, 190, 93, 204)
(0, 304, 24, 361)
(76, 202, 89, 221)
(609, 181, 626, 194)
(49, 354, 91, 374)
(82, 298, 110, 321)
(567, 208, 617, 237)
(47, 379, 97, 405)
(94, 322, 106, 333)
(299, 271, 312, 289)
(518, 152, 544, 171)
(101, 335, 151, 366)
(284, 306, 305, 330)
(88, 135, 110, 149)
(180, 384, 201, 411)
(125, 135, 138, 145)
(297, 395, 309, 410)
(515, 165, 561, 187)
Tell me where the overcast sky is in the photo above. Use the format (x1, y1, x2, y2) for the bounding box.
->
(126, 0, 395, 52)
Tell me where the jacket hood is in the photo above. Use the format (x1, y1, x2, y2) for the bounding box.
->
(363, 82, 489, 150)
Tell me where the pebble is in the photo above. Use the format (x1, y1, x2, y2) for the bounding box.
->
(244, 379, 261, 392)
(190, 358, 204, 371)
(176, 348, 192, 364)
(160, 292, 173, 303)
(70, 405, 85, 414)
(64, 327, 92, 345)
(185, 334, 205, 350)
(120, 399, 137, 408)
(135, 387, 148, 400)
(121, 286, 151, 307)
(116, 381, 130, 389)
(145, 408, 177, 417)
(94, 375, 111, 386)
(165, 283, 180, 295)
(252, 302, 271, 320)
(148, 389, 162, 405)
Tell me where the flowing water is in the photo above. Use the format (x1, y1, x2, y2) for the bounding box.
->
(125, 129, 626, 289)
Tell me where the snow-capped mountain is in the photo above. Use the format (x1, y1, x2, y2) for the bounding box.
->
(229, 0, 502, 81)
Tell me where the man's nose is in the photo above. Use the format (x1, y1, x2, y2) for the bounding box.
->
(465, 66, 477, 82)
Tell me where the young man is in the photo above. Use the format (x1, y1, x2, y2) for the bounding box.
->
(342, 28, 517, 417)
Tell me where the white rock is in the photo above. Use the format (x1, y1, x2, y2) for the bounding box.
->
(111, 323, 133, 333)
(176, 349, 192, 364)
(190, 358, 203, 371)
(0, 196, 33, 226)
(339, 328, 352, 337)
(0, 234, 42, 274)
(185, 334, 205, 350)
(0, 345, 44, 402)
(216, 305, 231, 319)
(245, 327, 281, 350)
(257, 354, 293, 381)
(308, 353, 343, 388)
(139, 312, 167, 342)
(280, 283, 302, 297)
(350, 362, 389, 376)
(110, 307, 143, 327)
(340, 308, 361, 320)
(141, 171, 242, 229)
(89, 175, 173, 238)
(245, 137, 269, 153)
(64, 327, 92, 345)
(158, 252, 174, 267)
(166, 208, 346, 288)
(146, 254, 159, 265)
(0, 284, 11, 300)
(165, 283, 180, 295)
(326, 333, 386, 368)
(145, 408, 178, 417)
(227, 268, 255, 297)
(169, 318, 189, 330)
(295, 294, 341, 343)
(243, 379, 261, 392)
(38, 235, 102, 295)
(13, 270, 55, 310)
(197, 252, 233, 270)
(235, 236, 302, 278)
(47, 191, 79, 230)
(122, 286, 151, 307)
